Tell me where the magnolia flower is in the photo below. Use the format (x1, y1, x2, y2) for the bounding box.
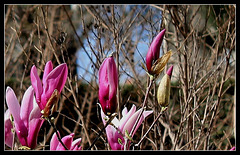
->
(146, 29, 166, 75)
(101, 104, 153, 150)
(30, 61, 68, 117)
(157, 65, 173, 107)
(98, 56, 118, 116)
(5, 86, 44, 149)
(5, 109, 14, 148)
(50, 131, 82, 150)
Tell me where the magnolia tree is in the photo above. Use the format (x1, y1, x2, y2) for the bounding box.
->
(5, 5, 235, 150)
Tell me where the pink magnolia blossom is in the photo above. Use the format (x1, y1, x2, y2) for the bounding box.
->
(5, 86, 44, 149)
(101, 104, 153, 150)
(98, 56, 118, 116)
(30, 61, 68, 110)
(5, 109, 14, 148)
(146, 29, 166, 74)
(50, 131, 82, 150)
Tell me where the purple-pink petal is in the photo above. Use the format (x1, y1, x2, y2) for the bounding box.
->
(42, 61, 53, 84)
(45, 63, 68, 93)
(122, 108, 153, 137)
(27, 116, 44, 148)
(99, 56, 118, 115)
(30, 65, 43, 109)
(6, 87, 21, 125)
(20, 86, 34, 130)
(166, 65, 173, 78)
(118, 105, 136, 132)
(27, 99, 44, 149)
(50, 132, 59, 150)
(30, 62, 68, 110)
(41, 63, 68, 108)
(5, 87, 28, 146)
(101, 104, 152, 150)
(70, 138, 82, 150)
(146, 29, 166, 73)
(50, 132, 81, 150)
(105, 124, 123, 150)
(55, 134, 73, 150)
(4, 109, 14, 148)
(42, 63, 67, 107)
(5, 86, 43, 149)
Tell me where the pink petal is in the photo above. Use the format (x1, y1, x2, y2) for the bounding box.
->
(27, 116, 44, 149)
(50, 132, 59, 150)
(29, 96, 42, 121)
(4, 109, 14, 147)
(42, 63, 68, 108)
(123, 108, 153, 137)
(5, 87, 28, 146)
(56, 133, 73, 150)
(100, 107, 122, 150)
(166, 65, 173, 78)
(146, 29, 166, 73)
(20, 86, 34, 129)
(42, 61, 53, 84)
(107, 57, 118, 100)
(27, 98, 44, 149)
(122, 109, 142, 136)
(30, 65, 43, 109)
(6, 87, 21, 124)
(105, 124, 123, 150)
(121, 106, 128, 116)
(118, 105, 136, 132)
(143, 110, 153, 119)
(99, 58, 110, 106)
(98, 57, 118, 115)
(70, 138, 82, 150)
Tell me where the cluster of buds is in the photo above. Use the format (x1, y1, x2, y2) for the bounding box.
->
(97, 29, 173, 150)
(145, 29, 173, 108)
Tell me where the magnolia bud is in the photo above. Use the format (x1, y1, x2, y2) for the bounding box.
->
(157, 66, 173, 107)
(98, 56, 118, 116)
(146, 29, 166, 75)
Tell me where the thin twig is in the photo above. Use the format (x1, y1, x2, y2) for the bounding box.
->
(135, 107, 167, 149)
(125, 76, 154, 150)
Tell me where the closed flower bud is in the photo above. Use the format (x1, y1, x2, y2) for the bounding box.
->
(157, 66, 173, 107)
(146, 29, 166, 75)
(98, 56, 118, 116)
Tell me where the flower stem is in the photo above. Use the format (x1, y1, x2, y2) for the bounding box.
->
(127, 75, 154, 148)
